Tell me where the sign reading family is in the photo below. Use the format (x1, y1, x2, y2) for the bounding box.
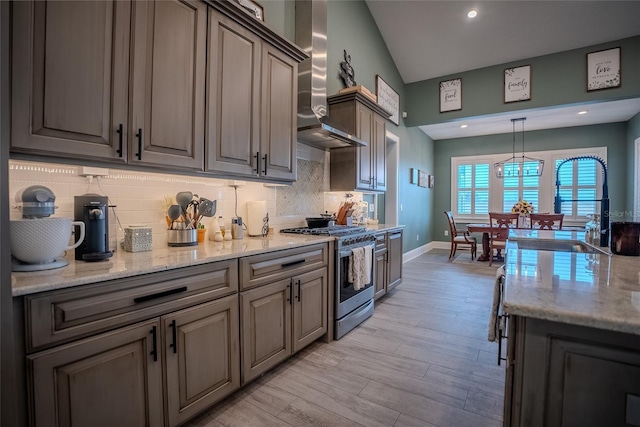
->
(504, 65, 531, 103)
(439, 78, 462, 113)
(587, 47, 621, 91)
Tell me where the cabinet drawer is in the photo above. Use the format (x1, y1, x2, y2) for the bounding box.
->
(25, 260, 238, 352)
(374, 232, 387, 251)
(239, 243, 328, 291)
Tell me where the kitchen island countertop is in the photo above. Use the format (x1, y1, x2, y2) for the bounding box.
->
(503, 229, 640, 335)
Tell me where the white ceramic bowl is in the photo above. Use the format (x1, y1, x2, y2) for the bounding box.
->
(10, 218, 85, 264)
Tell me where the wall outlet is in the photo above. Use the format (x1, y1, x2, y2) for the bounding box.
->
(400, 204, 403, 211)
(444, 230, 449, 236)
(416, 234, 419, 241)
(79, 166, 109, 177)
(369, 203, 375, 212)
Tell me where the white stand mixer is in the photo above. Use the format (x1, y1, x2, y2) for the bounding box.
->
(10, 185, 85, 272)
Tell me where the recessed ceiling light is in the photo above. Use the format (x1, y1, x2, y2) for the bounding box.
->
(578, 110, 588, 115)
(467, 9, 478, 18)
(460, 124, 468, 128)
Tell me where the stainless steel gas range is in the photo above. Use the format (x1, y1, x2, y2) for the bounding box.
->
(281, 226, 376, 339)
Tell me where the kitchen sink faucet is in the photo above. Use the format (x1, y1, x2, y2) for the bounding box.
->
(554, 155, 609, 247)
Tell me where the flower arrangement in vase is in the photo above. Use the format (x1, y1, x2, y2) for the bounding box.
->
(511, 200, 534, 227)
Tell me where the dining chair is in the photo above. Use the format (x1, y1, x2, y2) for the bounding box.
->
(444, 211, 477, 260)
(529, 213, 564, 229)
(488, 212, 519, 266)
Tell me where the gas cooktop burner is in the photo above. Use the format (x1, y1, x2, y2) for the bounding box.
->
(280, 225, 367, 236)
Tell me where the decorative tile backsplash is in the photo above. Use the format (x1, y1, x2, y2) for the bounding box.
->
(8, 156, 330, 248)
(276, 159, 327, 216)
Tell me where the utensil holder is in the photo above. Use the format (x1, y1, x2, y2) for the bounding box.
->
(167, 229, 197, 247)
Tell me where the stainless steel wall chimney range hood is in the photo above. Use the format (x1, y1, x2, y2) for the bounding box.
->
(295, 0, 367, 150)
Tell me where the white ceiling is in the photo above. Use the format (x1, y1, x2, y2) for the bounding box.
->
(365, 0, 640, 140)
(419, 98, 640, 139)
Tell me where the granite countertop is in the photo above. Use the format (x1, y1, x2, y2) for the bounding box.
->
(503, 229, 640, 335)
(11, 234, 334, 297)
(11, 223, 405, 297)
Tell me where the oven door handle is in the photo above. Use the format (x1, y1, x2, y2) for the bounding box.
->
(339, 244, 373, 258)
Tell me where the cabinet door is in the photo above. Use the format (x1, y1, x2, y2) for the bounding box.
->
(260, 43, 297, 181)
(206, 10, 261, 176)
(240, 279, 292, 384)
(130, 0, 205, 170)
(292, 268, 328, 353)
(374, 250, 388, 300)
(355, 102, 374, 190)
(11, 0, 130, 162)
(373, 114, 387, 191)
(29, 319, 164, 427)
(387, 231, 403, 291)
(164, 294, 240, 427)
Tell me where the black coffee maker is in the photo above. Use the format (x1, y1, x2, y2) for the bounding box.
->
(74, 194, 113, 261)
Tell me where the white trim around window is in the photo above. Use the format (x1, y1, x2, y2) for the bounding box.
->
(635, 137, 640, 220)
(451, 146, 607, 225)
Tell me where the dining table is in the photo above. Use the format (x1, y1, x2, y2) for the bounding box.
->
(466, 222, 584, 262)
(466, 223, 502, 262)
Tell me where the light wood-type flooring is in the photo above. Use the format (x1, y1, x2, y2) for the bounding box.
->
(188, 249, 505, 427)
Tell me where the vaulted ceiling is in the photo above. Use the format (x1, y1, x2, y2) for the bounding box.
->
(365, 0, 640, 139)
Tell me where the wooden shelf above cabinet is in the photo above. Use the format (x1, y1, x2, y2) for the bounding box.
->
(327, 92, 392, 120)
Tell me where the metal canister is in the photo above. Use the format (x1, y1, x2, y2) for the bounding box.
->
(232, 217, 244, 240)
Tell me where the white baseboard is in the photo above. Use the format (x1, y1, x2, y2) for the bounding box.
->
(403, 241, 448, 263)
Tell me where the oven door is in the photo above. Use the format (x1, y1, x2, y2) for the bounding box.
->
(336, 246, 375, 319)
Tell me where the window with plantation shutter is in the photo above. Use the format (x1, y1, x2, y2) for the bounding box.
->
(453, 161, 490, 217)
(451, 147, 606, 224)
(502, 162, 539, 212)
(553, 156, 600, 220)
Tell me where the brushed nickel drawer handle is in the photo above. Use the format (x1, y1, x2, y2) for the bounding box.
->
(134, 286, 187, 304)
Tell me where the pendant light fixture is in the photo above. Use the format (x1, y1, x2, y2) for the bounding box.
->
(494, 117, 544, 178)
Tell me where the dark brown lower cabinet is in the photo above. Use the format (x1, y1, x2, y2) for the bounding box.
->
(374, 250, 388, 300)
(165, 294, 239, 427)
(29, 319, 165, 427)
(373, 229, 403, 300)
(28, 294, 240, 427)
(241, 267, 327, 384)
(387, 230, 403, 292)
(504, 315, 640, 427)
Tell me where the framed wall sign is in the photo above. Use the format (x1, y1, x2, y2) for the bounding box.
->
(587, 47, 620, 91)
(410, 168, 418, 184)
(376, 75, 400, 125)
(504, 65, 531, 103)
(418, 170, 428, 188)
(439, 78, 462, 113)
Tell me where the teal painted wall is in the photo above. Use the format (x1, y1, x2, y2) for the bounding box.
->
(265, 1, 639, 249)
(405, 36, 640, 127)
(325, 1, 434, 251)
(627, 112, 640, 215)
(433, 122, 629, 242)
(262, 0, 295, 40)
(264, 0, 435, 252)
